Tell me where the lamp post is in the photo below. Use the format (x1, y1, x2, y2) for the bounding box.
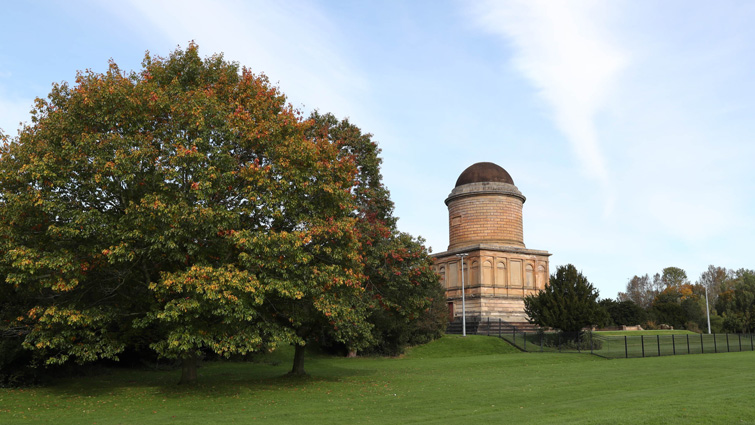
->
(705, 285, 711, 335)
(456, 253, 468, 337)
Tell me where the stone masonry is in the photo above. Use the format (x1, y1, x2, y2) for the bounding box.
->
(432, 162, 551, 322)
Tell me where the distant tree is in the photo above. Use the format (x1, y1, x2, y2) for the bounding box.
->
(660, 267, 689, 288)
(649, 282, 705, 330)
(599, 299, 647, 326)
(524, 264, 608, 334)
(618, 274, 656, 309)
(649, 302, 687, 330)
(716, 269, 755, 333)
(697, 265, 731, 306)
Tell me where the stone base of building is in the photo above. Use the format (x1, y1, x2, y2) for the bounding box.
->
(446, 296, 529, 322)
(433, 243, 551, 323)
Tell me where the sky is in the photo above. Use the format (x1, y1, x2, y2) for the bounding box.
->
(2, 0, 754, 298)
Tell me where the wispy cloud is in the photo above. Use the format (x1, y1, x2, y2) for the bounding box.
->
(113, 0, 368, 121)
(467, 0, 628, 206)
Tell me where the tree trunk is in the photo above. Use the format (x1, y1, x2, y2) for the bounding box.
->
(290, 344, 306, 375)
(179, 354, 199, 385)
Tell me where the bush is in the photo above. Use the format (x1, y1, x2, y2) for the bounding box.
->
(537, 331, 602, 351)
(685, 321, 701, 333)
(599, 299, 647, 326)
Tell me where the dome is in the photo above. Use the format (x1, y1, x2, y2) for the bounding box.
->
(455, 162, 514, 187)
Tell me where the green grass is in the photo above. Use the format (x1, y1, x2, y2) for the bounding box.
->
(2, 336, 755, 424)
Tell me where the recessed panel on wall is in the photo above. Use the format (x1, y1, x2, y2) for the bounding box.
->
(496, 261, 506, 288)
(448, 262, 458, 288)
(525, 264, 534, 288)
(510, 260, 522, 287)
(483, 261, 493, 286)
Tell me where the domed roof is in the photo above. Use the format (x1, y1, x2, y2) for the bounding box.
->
(455, 162, 514, 187)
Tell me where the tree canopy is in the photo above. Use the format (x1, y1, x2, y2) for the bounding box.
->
(617, 266, 714, 332)
(716, 269, 755, 333)
(0, 44, 445, 384)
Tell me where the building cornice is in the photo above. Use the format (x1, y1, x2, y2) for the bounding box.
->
(445, 181, 526, 205)
(431, 243, 551, 259)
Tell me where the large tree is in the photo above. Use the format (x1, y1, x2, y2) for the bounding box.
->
(0, 44, 371, 383)
(524, 264, 608, 334)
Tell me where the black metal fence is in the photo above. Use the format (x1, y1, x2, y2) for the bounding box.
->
(499, 330, 755, 359)
(500, 330, 598, 354)
(591, 332, 755, 359)
(447, 317, 755, 359)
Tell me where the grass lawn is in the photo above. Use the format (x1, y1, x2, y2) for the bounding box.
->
(2, 335, 755, 424)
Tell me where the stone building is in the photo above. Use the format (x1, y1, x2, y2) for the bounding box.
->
(432, 162, 550, 323)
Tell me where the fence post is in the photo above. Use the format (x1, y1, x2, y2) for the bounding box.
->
(672, 334, 676, 355)
(625, 335, 628, 359)
(751, 334, 753, 351)
(590, 332, 593, 355)
(701, 333, 704, 354)
(714, 333, 717, 353)
(487, 317, 490, 336)
(641, 335, 645, 358)
(686, 334, 690, 354)
(726, 333, 730, 352)
(739, 334, 742, 351)
(540, 332, 543, 352)
(657, 335, 661, 357)
(524, 332, 527, 351)
(499, 318, 501, 339)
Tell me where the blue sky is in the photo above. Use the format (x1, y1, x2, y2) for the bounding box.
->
(2, 0, 754, 298)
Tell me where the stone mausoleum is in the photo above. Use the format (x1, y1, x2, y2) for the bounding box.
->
(432, 162, 551, 323)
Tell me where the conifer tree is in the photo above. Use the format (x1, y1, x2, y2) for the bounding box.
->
(524, 264, 608, 334)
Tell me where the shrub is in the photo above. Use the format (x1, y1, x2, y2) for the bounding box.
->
(537, 331, 602, 351)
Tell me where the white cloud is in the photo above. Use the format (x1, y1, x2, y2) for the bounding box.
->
(467, 0, 628, 211)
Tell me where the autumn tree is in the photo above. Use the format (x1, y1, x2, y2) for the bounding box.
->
(524, 264, 608, 335)
(649, 282, 705, 331)
(307, 112, 446, 356)
(619, 267, 689, 311)
(0, 44, 371, 383)
(716, 269, 755, 333)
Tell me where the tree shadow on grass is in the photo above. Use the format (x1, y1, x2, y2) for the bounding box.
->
(45, 357, 377, 399)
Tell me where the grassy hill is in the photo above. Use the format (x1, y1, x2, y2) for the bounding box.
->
(2, 335, 754, 424)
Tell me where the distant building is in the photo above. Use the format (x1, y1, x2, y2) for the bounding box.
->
(432, 162, 550, 323)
